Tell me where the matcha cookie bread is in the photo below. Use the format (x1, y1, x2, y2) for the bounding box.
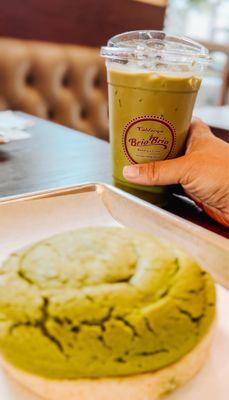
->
(0, 227, 216, 399)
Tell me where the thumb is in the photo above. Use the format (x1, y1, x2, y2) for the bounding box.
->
(123, 156, 188, 186)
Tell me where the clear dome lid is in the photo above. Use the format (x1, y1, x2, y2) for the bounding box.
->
(101, 31, 209, 72)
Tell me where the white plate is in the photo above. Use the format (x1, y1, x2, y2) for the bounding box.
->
(0, 188, 228, 399)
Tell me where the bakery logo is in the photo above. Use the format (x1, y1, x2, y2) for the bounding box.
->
(122, 116, 176, 164)
(128, 134, 169, 149)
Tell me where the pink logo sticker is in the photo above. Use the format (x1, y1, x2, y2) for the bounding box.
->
(122, 116, 176, 164)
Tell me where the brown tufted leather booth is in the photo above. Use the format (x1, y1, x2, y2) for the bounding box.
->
(0, 38, 109, 140)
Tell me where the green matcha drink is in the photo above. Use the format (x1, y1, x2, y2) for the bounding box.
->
(101, 31, 209, 204)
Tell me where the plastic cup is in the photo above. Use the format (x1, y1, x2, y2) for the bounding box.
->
(101, 30, 209, 205)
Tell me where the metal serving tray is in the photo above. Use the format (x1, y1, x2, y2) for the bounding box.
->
(0, 183, 228, 400)
(0, 183, 228, 288)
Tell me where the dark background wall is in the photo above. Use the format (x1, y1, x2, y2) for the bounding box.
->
(0, 0, 166, 46)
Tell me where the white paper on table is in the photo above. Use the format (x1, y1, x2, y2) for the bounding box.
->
(0, 111, 33, 144)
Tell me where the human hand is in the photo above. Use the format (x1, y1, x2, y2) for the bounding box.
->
(123, 119, 229, 227)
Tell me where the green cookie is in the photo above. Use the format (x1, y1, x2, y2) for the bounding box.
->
(0, 227, 215, 379)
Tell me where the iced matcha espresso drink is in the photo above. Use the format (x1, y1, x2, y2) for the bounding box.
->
(101, 31, 209, 204)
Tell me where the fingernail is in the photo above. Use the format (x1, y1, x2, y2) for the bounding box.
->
(123, 166, 139, 178)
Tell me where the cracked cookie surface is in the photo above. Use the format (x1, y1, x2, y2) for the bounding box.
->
(0, 227, 215, 379)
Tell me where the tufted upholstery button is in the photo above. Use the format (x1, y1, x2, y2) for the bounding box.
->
(25, 72, 36, 86)
(80, 106, 88, 120)
(93, 72, 104, 89)
(47, 108, 55, 119)
(0, 38, 109, 140)
(62, 72, 71, 87)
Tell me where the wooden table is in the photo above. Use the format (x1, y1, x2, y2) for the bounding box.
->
(0, 113, 228, 238)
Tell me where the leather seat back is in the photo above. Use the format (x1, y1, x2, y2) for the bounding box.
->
(0, 38, 109, 139)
